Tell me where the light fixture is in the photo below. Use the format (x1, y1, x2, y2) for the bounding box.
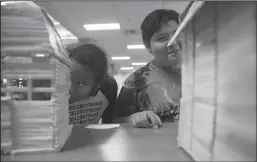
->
(196, 42, 201, 47)
(18, 78, 23, 80)
(1, 1, 26, 5)
(1, 1, 16, 5)
(35, 54, 46, 57)
(83, 23, 120, 31)
(132, 62, 147, 66)
(111, 56, 130, 60)
(127, 45, 145, 50)
(61, 36, 78, 40)
(120, 67, 134, 70)
(2, 79, 7, 84)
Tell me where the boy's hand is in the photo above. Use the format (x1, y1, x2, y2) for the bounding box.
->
(129, 110, 163, 128)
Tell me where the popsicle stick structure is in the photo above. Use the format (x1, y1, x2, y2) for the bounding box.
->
(1, 2, 72, 154)
(171, 1, 256, 161)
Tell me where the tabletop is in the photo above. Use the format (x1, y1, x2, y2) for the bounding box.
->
(1, 123, 193, 161)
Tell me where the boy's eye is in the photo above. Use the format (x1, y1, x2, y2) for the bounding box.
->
(156, 37, 169, 42)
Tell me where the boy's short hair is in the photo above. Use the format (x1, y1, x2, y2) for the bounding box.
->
(140, 9, 180, 49)
(69, 43, 108, 84)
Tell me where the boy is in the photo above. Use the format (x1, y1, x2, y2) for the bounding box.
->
(69, 42, 118, 124)
(114, 9, 182, 128)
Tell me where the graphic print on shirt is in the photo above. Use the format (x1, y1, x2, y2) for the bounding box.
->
(68, 90, 109, 125)
(124, 62, 181, 122)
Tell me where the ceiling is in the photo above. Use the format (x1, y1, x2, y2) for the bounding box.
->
(35, 1, 189, 73)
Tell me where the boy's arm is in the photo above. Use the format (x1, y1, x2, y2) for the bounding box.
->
(100, 76, 118, 123)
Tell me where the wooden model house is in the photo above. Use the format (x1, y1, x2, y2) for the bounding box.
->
(1, 1, 72, 154)
(174, 1, 256, 161)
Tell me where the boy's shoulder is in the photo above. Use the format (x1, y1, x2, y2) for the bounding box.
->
(102, 75, 117, 88)
(123, 62, 152, 89)
(99, 75, 118, 102)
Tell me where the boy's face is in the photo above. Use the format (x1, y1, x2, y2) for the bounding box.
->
(149, 20, 182, 68)
(70, 61, 95, 100)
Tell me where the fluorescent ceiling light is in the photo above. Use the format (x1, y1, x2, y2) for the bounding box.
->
(111, 56, 130, 60)
(132, 62, 147, 66)
(1, 1, 17, 5)
(2, 79, 7, 84)
(61, 36, 78, 40)
(35, 54, 46, 57)
(120, 67, 134, 70)
(1, 1, 26, 5)
(196, 42, 201, 47)
(84, 23, 120, 31)
(127, 45, 145, 49)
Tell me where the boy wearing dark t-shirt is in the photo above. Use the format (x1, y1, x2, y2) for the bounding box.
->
(62, 42, 118, 151)
(114, 9, 182, 128)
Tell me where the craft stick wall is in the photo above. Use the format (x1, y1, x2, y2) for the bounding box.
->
(176, 1, 256, 161)
(1, 1, 72, 154)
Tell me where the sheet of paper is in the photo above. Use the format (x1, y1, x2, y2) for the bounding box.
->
(85, 124, 120, 129)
